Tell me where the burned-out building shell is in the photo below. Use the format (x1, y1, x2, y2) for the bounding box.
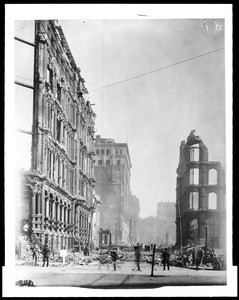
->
(175, 131, 226, 250)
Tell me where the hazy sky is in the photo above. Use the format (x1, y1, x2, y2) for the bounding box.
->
(57, 19, 225, 218)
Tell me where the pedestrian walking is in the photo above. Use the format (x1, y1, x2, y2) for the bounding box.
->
(31, 243, 39, 266)
(42, 243, 50, 267)
(162, 248, 170, 270)
(98, 251, 103, 269)
(83, 245, 89, 256)
(134, 243, 141, 271)
(110, 250, 118, 271)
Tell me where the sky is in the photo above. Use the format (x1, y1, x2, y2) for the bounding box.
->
(58, 18, 226, 218)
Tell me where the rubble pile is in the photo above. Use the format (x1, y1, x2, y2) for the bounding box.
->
(169, 246, 226, 270)
(15, 233, 34, 265)
(15, 236, 225, 270)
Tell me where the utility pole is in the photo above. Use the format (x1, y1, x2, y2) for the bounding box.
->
(150, 244, 156, 277)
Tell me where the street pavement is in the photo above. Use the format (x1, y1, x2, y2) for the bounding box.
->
(15, 261, 227, 288)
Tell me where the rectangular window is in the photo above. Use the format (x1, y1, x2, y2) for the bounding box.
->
(57, 83, 61, 102)
(98, 160, 102, 166)
(47, 67, 54, 90)
(189, 192, 199, 210)
(14, 39, 34, 86)
(56, 119, 61, 142)
(117, 160, 120, 166)
(189, 168, 199, 184)
(15, 20, 35, 43)
(115, 149, 118, 155)
(15, 131, 32, 170)
(190, 147, 199, 162)
(96, 150, 100, 155)
(106, 160, 110, 166)
(15, 85, 33, 131)
(106, 149, 110, 155)
(101, 149, 105, 155)
(119, 149, 123, 155)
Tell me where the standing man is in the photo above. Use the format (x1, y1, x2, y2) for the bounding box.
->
(162, 248, 170, 270)
(42, 243, 50, 267)
(134, 243, 141, 271)
(110, 250, 118, 271)
(31, 243, 39, 267)
(84, 245, 89, 256)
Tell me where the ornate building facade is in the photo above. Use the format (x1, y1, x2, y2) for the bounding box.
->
(16, 20, 100, 251)
(175, 131, 226, 249)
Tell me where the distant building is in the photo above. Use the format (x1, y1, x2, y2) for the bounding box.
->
(156, 201, 176, 246)
(93, 135, 132, 245)
(175, 131, 226, 249)
(129, 193, 140, 244)
(138, 216, 157, 245)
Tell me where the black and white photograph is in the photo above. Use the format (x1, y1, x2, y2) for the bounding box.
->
(4, 3, 235, 297)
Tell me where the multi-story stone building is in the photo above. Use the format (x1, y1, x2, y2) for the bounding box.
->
(156, 201, 176, 246)
(129, 193, 140, 244)
(175, 130, 226, 249)
(16, 20, 100, 252)
(138, 216, 157, 245)
(93, 135, 132, 245)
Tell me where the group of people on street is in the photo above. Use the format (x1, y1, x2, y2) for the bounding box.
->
(133, 243, 170, 271)
(32, 241, 223, 272)
(31, 242, 50, 267)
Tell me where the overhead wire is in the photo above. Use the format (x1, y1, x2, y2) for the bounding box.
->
(17, 20, 225, 98)
(14, 46, 224, 97)
(89, 47, 224, 92)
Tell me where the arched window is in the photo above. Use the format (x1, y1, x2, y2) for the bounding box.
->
(208, 193, 217, 209)
(189, 192, 199, 210)
(189, 168, 199, 184)
(209, 169, 217, 185)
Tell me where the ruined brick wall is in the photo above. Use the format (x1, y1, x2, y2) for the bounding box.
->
(175, 132, 226, 248)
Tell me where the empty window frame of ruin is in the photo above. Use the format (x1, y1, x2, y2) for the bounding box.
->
(208, 192, 217, 210)
(189, 168, 199, 185)
(189, 146, 200, 162)
(208, 169, 218, 185)
(189, 192, 199, 210)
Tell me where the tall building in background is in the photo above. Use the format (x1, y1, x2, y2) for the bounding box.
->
(93, 135, 132, 245)
(156, 201, 176, 246)
(175, 130, 226, 249)
(138, 216, 157, 245)
(15, 20, 101, 252)
(129, 193, 140, 244)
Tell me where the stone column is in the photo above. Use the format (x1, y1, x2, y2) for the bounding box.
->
(199, 187, 207, 210)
